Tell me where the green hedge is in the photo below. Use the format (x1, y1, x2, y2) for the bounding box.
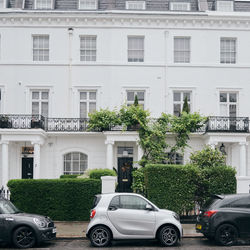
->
(143, 164, 236, 214)
(89, 169, 117, 179)
(8, 179, 101, 221)
(59, 174, 81, 179)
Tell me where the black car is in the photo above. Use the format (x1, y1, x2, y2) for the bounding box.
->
(196, 194, 250, 246)
(0, 196, 56, 248)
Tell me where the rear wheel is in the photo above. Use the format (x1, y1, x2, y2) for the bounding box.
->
(89, 225, 111, 247)
(158, 225, 179, 246)
(215, 224, 238, 246)
(12, 226, 36, 249)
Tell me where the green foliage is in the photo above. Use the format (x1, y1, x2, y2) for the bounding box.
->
(182, 96, 190, 113)
(134, 95, 139, 106)
(169, 112, 207, 152)
(7, 179, 101, 221)
(144, 164, 199, 214)
(142, 164, 236, 214)
(60, 174, 81, 179)
(190, 146, 226, 168)
(89, 169, 117, 179)
(88, 109, 120, 131)
(120, 105, 150, 128)
(131, 168, 145, 195)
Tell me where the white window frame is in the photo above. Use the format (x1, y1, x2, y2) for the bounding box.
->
(63, 152, 88, 175)
(79, 90, 97, 118)
(217, 1, 234, 11)
(0, 0, 6, 9)
(170, 2, 191, 11)
(34, 0, 53, 9)
(174, 37, 191, 63)
(220, 37, 237, 64)
(0, 86, 3, 113)
(164, 152, 184, 165)
(79, 0, 97, 10)
(32, 35, 50, 62)
(219, 91, 238, 117)
(128, 36, 144, 62)
(126, 1, 146, 10)
(31, 90, 50, 117)
(126, 90, 145, 109)
(80, 35, 97, 62)
(173, 90, 192, 116)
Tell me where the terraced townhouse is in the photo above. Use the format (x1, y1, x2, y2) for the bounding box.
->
(1, 0, 250, 193)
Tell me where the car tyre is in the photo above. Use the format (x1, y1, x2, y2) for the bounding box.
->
(215, 223, 238, 246)
(12, 226, 36, 249)
(158, 225, 179, 247)
(89, 225, 111, 247)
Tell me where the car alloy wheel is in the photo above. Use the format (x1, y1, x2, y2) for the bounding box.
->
(90, 226, 111, 247)
(215, 224, 238, 246)
(159, 225, 178, 246)
(12, 226, 36, 249)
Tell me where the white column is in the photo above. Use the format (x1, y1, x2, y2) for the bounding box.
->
(239, 142, 247, 176)
(32, 142, 41, 179)
(105, 140, 114, 170)
(137, 142, 144, 162)
(1, 141, 9, 188)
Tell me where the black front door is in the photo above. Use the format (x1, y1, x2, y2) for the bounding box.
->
(22, 158, 34, 179)
(117, 157, 133, 192)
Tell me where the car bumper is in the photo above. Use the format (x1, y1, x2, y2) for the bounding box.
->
(196, 218, 215, 237)
(37, 227, 57, 243)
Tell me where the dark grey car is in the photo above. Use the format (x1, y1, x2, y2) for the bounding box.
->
(0, 196, 56, 248)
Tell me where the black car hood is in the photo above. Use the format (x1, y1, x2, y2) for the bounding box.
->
(10, 213, 47, 220)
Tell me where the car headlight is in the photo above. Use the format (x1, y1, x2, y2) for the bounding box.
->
(33, 218, 47, 228)
(172, 212, 180, 221)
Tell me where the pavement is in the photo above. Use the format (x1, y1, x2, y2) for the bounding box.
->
(54, 222, 203, 239)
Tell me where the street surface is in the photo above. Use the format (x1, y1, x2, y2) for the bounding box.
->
(1, 238, 250, 250)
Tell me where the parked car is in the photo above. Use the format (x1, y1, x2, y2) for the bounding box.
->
(0, 195, 56, 248)
(86, 193, 182, 247)
(196, 194, 250, 246)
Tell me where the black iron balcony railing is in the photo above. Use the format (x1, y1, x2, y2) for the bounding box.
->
(0, 114, 249, 133)
(206, 116, 249, 133)
(0, 114, 45, 130)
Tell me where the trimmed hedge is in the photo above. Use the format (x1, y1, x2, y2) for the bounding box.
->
(8, 179, 101, 221)
(60, 174, 81, 179)
(144, 164, 198, 214)
(89, 169, 117, 179)
(144, 164, 236, 214)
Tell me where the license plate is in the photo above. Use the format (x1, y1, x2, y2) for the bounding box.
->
(52, 228, 57, 234)
(196, 224, 202, 230)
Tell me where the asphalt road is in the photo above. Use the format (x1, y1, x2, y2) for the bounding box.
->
(1, 238, 250, 250)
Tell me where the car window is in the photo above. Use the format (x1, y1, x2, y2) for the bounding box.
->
(0, 200, 20, 214)
(230, 197, 250, 208)
(120, 195, 148, 210)
(91, 195, 101, 209)
(109, 196, 120, 209)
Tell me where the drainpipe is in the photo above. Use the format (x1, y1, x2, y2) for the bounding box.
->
(68, 27, 73, 117)
(164, 30, 169, 113)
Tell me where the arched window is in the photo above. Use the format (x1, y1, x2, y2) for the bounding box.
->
(64, 152, 88, 175)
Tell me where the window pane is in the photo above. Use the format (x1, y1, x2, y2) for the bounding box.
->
(229, 93, 237, 102)
(174, 104, 181, 116)
(73, 162, 79, 172)
(229, 105, 237, 117)
(80, 92, 87, 100)
(183, 92, 190, 101)
(120, 195, 148, 210)
(42, 92, 49, 100)
(128, 37, 144, 62)
(174, 37, 190, 63)
(220, 93, 227, 102)
(89, 92, 96, 100)
(72, 152, 79, 161)
(89, 102, 96, 114)
(41, 102, 48, 117)
(127, 91, 134, 102)
(220, 104, 228, 116)
(173, 92, 181, 102)
(109, 196, 120, 208)
(80, 102, 87, 118)
(32, 92, 39, 100)
(32, 102, 39, 115)
(137, 91, 144, 101)
(65, 153, 71, 160)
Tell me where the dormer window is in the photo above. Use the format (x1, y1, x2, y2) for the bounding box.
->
(126, 1, 146, 10)
(79, 0, 98, 10)
(35, 0, 53, 9)
(170, 2, 191, 11)
(217, 1, 234, 11)
(0, 0, 6, 8)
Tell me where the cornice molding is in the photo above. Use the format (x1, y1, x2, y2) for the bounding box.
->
(0, 12, 250, 29)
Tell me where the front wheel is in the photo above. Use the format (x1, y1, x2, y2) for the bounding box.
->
(89, 226, 111, 247)
(158, 225, 179, 246)
(215, 224, 238, 246)
(12, 226, 36, 249)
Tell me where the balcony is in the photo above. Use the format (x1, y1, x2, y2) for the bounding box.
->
(206, 116, 249, 133)
(0, 115, 249, 133)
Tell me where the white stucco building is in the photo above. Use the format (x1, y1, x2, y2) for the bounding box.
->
(1, 0, 250, 192)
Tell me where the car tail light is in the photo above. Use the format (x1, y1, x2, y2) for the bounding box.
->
(203, 210, 218, 217)
(90, 209, 96, 219)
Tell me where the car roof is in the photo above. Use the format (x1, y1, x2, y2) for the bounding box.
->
(212, 194, 250, 200)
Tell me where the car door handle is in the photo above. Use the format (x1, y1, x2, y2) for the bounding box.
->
(108, 206, 118, 211)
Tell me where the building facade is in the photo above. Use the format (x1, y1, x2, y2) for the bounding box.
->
(1, 0, 250, 192)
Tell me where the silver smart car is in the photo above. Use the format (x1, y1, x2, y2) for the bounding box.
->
(86, 193, 182, 247)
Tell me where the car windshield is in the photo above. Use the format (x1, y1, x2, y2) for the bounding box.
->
(202, 196, 222, 210)
(0, 199, 20, 214)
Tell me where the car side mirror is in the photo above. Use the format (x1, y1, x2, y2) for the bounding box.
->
(145, 204, 153, 211)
